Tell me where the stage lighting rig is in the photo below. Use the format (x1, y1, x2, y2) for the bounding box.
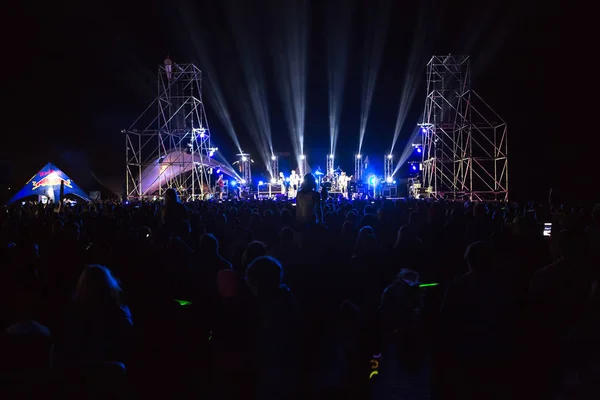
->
(326, 154, 334, 177)
(384, 154, 393, 182)
(236, 153, 252, 185)
(298, 155, 307, 176)
(270, 154, 279, 181)
(354, 154, 364, 181)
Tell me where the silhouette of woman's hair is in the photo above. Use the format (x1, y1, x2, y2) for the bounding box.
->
(245, 256, 283, 295)
(74, 264, 123, 307)
(199, 233, 219, 254)
(164, 188, 179, 205)
(300, 173, 317, 191)
(243, 241, 268, 267)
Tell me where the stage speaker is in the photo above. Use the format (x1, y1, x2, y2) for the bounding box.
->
(383, 186, 397, 197)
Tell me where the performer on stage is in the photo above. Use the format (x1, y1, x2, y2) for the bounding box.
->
(278, 172, 286, 195)
(216, 174, 225, 200)
(339, 171, 349, 198)
(289, 170, 300, 198)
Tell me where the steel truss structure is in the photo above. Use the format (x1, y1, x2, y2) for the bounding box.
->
(326, 154, 335, 177)
(298, 156, 307, 177)
(125, 62, 214, 200)
(270, 155, 279, 181)
(420, 55, 508, 201)
(384, 155, 394, 181)
(236, 153, 252, 184)
(354, 154, 364, 182)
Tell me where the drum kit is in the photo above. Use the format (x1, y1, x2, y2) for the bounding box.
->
(318, 166, 352, 196)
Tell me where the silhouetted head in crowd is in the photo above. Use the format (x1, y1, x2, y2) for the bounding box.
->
(397, 268, 420, 284)
(359, 213, 378, 230)
(74, 264, 124, 307)
(279, 227, 294, 245)
(355, 227, 378, 256)
(3, 320, 53, 372)
(473, 202, 486, 218)
(64, 222, 80, 241)
(199, 233, 220, 256)
(408, 211, 421, 228)
(300, 173, 317, 192)
(245, 256, 283, 298)
(242, 241, 268, 267)
(3, 242, 39, 281)
(341, 221, 356, 238)
(346, 211, 357, 224)
(52, 220, 64, 237)
(464, 241, 494, 273)
(280, 208, 293, 227)
(164, 188, 179, 206)
(358, 225, 374, 240)
(555, 229, 587, 261)
(395, 225, 413, 247)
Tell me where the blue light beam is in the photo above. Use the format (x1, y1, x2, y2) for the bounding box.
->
(175, 0, 243, 155)
(270, 0, 309, 166)
(358, 0, 393, 154)
(327, 0, 355, 156)
(225, 2, 275, 176)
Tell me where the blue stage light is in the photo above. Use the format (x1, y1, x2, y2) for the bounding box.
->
(230, 180, 237, 186)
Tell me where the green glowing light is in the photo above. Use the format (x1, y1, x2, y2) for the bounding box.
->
(174, 299, 192, 306)
(419, 283, 440, 288)
(369, 370, 379, 379)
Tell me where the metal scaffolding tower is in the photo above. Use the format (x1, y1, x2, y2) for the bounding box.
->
(326, 154, 335, 177)
(236, 153, 252, 184)
(354, 154, 363, 182)
(384, 154, 394, 182)
(420, 55, 508, 201)
(270, 155, 279, 181)
(125, 60, 214, 200)
(298, 155, 307, 177)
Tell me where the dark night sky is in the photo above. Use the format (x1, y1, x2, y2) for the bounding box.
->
(5, 0, 575, 202)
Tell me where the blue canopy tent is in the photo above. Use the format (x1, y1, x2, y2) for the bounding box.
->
(7, 162, 90, 204)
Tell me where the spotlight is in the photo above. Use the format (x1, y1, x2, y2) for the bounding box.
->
(270, 178, 276, 184)
(416, 147, 422, 153)
(199, 133, 205, 138)
(271, 155, 276, 161)
(411, 165, 417, 171)
(241, 156, 247, 162)
(393, 180, 397, 184)
(356, 154, 362, 159)
(421, 127, 427, 134)
(387, 154, 393, 159)
(386, 177, 393, 183)
(216, 168, 221, 173)
(209, 150, 215, 157)
(240, 179, 246, 184)
(329, 154, 334, 159)
(300, 154, 306, 160)
(258, 181, 264, 186)
(230, 180, 237, 186)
